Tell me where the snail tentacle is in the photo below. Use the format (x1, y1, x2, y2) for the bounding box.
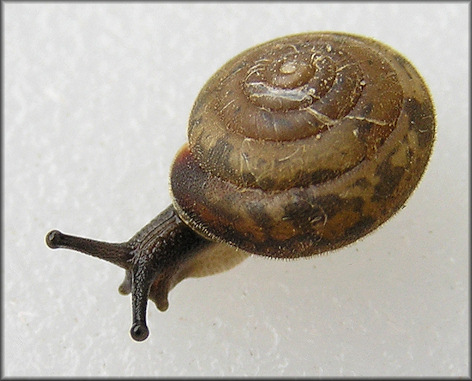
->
(45, 229, 132, 266)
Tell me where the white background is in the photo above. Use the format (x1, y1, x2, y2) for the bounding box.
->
(4, 2, 469, 377)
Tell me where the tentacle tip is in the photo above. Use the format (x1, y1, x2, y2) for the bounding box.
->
(118, 284, 131, 295)
(45, 230, 64, 249)
(155, 298, 169, 312)
(130, 322, 149, 342)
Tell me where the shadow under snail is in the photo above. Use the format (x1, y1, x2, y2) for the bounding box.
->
(45, 32, 435, 341)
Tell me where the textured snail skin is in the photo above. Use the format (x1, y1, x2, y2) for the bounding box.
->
(171, 32, 435, 259)
(45, 32, 435, 341)
(46, 206, 248, 341)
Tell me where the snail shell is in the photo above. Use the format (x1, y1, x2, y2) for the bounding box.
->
(171, 32, 435, 258)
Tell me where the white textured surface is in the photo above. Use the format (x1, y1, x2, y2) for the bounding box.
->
(4, 2, 469, 377)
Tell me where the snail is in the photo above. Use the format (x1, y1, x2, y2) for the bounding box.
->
(45, 32, 435, 341)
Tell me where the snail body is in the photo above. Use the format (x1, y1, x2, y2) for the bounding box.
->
(46, 32, 435, 341)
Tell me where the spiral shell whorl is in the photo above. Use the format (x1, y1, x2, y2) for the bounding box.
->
(171, 32, 435, 258)
(188, 33, 406, 191)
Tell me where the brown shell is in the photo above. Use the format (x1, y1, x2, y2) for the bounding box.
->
(170, 32, 435, 259)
